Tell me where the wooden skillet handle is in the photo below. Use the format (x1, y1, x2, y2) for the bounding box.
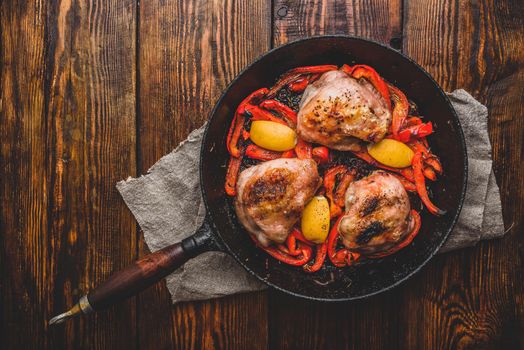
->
(49, 221, 216, 325)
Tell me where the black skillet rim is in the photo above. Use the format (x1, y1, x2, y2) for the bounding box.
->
(199, 35, 468, 302)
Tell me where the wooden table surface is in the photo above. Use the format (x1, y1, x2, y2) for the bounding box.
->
(1, 0, 523, 349)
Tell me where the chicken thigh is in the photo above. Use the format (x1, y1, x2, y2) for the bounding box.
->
(338, 171, 413, 255)
(235, 158, 322, 246)
(297, 70, 391, 150)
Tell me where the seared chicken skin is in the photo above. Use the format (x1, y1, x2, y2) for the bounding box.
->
(297, 70, 391, 150)
(338, 171, 413, 255)
(235, 158, 322, 246)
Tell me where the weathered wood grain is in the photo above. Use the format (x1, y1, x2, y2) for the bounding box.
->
(46, 0, 138, 348)
(1, 0, 138, 348)
(273, 0, 403, 47)
(1, 1, 48, 348)
(138, 0, 270, 348)
(402, 0, 524, 348)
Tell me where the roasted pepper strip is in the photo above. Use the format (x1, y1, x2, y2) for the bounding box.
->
(424, 166, 437, 181)
(291, 228, 314, 246)
(284, 234, 301, 256)
(295, 138, 313, 159)
(226, 113, 245, 158)
(334, 170, 355, 207)
(413, 151, 445, 215)
(340, 64, 352, 75)
(285, 65, 338, 76)
(245, 105, 287, 125)
(346, 251, 361, 266)
(263, 244, 312, 265)
(324, 165, 347, 218)
(267, 73, 302, 98)
(268, 65, 337, 97)
(397, 122, 433, 143)
(289, 77, 309, 92)
(351, 65, 392, 111)
(391, 173, 416, 192)
(225, 156, 241, 196)
(260, 99, 298, 127)
(425, 156, 443, 174)
(245, 144, 282, 161)
(281, 149, 296, 158)
(327, 216, 347, 267)
(368, 210, 421, 258)
(312, 146, 330, 165)
(304, 242, 327, 273)
(405, 116, 423, 127)
(227, 88, 268, 157)
(250, 234, 312, 265)
(351, 149, 415, 182)
(388, 84, 409, 137)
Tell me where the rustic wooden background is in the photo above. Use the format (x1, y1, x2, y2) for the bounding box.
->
(1, 0, 522, 349)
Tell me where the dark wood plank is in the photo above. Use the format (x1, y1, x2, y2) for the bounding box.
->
(273, 0, 403, 46)
(402, 0, 524, 348)
(270, 1, 405, 350)
(138, 0, 271, 348)
(46, 1, 138, 348)
(1, 0, 138, 348)
(0, 1, 48, 348)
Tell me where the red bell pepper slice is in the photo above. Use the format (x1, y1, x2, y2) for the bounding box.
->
(288, 77, 309, 92)
(351, 65, 392, 111)
(346, 251, 360, 266)
(303, 242, 327, 273)
(412, 151, 445, 215)
(351, 148, 415, 182)
(327, 216, 347, 267)
(391, 173, 416, 192)
(285, 65, 338, 76)
(281, 149, 296, 158)
(245, 144, 282, 161)
(225, 156, 241, 196)
(312, 146, 330, 165)
(245, 105, 287, 126)
(267, 65, 337, 98)
(267, 73, 302, 98)
(290, 228, 314, 246)
(388, 84, 409, 137)
(397, 122, 433, 143)
(368, 210, 421, 258)
(226, 113, 245, 158)
(324, 165, 347, 218)
(425, 156, 443, 174)
(295, 138, 312, 159)
(334, 170, 355, 207)
(405, 116, 423, 127)
(259, 99, 297, 127)
(340, 64, 352, 75)
(227, 88, 268, 157)
(261, 241, 313, 266)
(423, 166, 437, 181)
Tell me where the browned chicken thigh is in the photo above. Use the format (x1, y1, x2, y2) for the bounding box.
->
(338, 171, 414, 255)
(235, 158, 322, 246)
(297, 70, 391, 150)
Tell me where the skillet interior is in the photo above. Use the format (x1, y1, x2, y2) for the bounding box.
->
(200, 36, 467, 301)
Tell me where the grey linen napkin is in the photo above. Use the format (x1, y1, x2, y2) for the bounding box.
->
(117, 89, 504, 303)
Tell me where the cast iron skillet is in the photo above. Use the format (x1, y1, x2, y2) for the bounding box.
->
(50, 36, 467, 324)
